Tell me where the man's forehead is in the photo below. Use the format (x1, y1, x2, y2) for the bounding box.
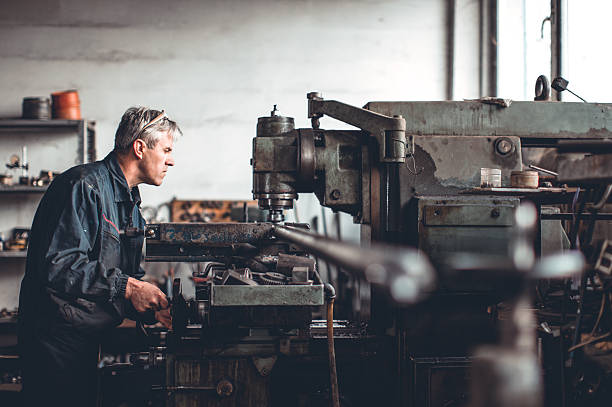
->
(156, 131, 174, 148)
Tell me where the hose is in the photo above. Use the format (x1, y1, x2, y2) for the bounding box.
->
(325, 284, 340, 407)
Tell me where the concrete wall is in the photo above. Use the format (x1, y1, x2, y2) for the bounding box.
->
(0, 0, 483, 309)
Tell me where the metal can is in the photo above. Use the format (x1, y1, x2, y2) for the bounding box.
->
(480, 168, 502, 188)
(511, 171, 539, 188)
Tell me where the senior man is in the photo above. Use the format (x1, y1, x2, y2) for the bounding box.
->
(18, 107, 180, 406)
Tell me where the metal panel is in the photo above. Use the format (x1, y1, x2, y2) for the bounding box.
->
(417, 196, 519, 259)
(211, 284, 324, 306)
(423, 204, 514, 226)
(410, 356, 472, 407)
(167, 357, 270, 407)
(364, 101, 612, 140)
(402, 136, 522, 196)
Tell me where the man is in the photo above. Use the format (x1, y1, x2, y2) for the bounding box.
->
(18, 107, 181, 406)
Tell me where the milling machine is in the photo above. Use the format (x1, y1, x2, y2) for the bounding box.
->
(112, 93, 612, 407)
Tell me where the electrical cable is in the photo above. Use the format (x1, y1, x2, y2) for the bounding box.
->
(567, 187, 590, 365)
(590, 294, 607, 335)
(567, 185, 612, 364)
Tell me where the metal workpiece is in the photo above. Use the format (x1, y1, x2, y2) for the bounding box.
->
(364, 100, 612, 144)
(272, 225, 435, 304)
(307, 92, 407, 163)
(145, 222, 274, 245)
(211, 284, 323, 306)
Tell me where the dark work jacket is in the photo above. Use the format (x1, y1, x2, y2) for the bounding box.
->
(18, 151, 151, 342)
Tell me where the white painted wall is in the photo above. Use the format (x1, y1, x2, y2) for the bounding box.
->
(0, 0, 483, 309)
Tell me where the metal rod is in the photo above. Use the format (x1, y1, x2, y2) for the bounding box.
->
(551, 0, 563, 101)
(567, 89, 587, 103)
(528, 164, 558, 177)
(272, 225, 435, 304)
(327, 299, 340, 407)
(556, 140, 612, 153)
(541, 213, 612, 221)
(446, 0, 455, 100)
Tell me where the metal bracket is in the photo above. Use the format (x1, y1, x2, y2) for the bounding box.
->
(307, 92, 406, 163)
(252, 355, 278, 377)
(595, 240, 612, 275)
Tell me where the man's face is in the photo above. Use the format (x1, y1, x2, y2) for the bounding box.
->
(140, 131, 175, 186)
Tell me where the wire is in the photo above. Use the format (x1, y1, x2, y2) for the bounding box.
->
(590, 293, 607, 335)
(405, 154, 421, 175)
(568, 332, 611, 353)
(569, 187, 588, 250)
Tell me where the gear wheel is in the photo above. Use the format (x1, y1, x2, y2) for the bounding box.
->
(260, 272, 288, 285)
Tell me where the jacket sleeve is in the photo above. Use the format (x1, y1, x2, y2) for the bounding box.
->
(43, 179, 129, 303)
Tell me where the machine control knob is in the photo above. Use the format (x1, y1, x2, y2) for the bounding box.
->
(216, 379, 234, 397)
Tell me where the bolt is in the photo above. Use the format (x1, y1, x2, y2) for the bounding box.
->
(307, 92, 322, 100)
(145, 228, 155, 238)
(495, 138, 514, 155)
(491, 208, 500, 218)
(330, 189, 341, 200)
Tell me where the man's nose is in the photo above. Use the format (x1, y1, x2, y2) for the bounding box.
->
(166, 155, 175, 167)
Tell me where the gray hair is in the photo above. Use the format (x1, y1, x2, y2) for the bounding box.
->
(114, 107, 182, 153)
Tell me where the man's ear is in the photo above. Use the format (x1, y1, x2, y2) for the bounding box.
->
(133, 139, 147, 159)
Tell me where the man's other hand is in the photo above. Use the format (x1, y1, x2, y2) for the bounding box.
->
(155, 308, 172, 329)
(125, 277, 168, 313)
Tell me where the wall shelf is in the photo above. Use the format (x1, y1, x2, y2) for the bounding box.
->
(0, 185, 47, 193)
(0, 383, 21, 392)
(0, 252, 26, 259)
(0, 119, 85, 128)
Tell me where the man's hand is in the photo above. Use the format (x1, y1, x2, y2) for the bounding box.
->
(155, 308, 172, 329)
(125, 277, 168, 313)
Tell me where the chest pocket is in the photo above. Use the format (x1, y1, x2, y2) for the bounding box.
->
(100, 214, 121, 269)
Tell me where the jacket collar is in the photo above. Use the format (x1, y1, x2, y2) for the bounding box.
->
(103, 151, 142, 205)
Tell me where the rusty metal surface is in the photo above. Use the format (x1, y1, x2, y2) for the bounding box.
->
(313, 130, 362, 214)
(167, 356, 270, 407)
(417, 196, 519, 260)
(308, 93, 406, 163)
(145, 223, 274, 245)
(364, 101, 612, 140)
(401, 136, 522, 197)
(423, 204, 514, 227)
(211, 284, 324, 306)
(461, 187, 580, 206)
